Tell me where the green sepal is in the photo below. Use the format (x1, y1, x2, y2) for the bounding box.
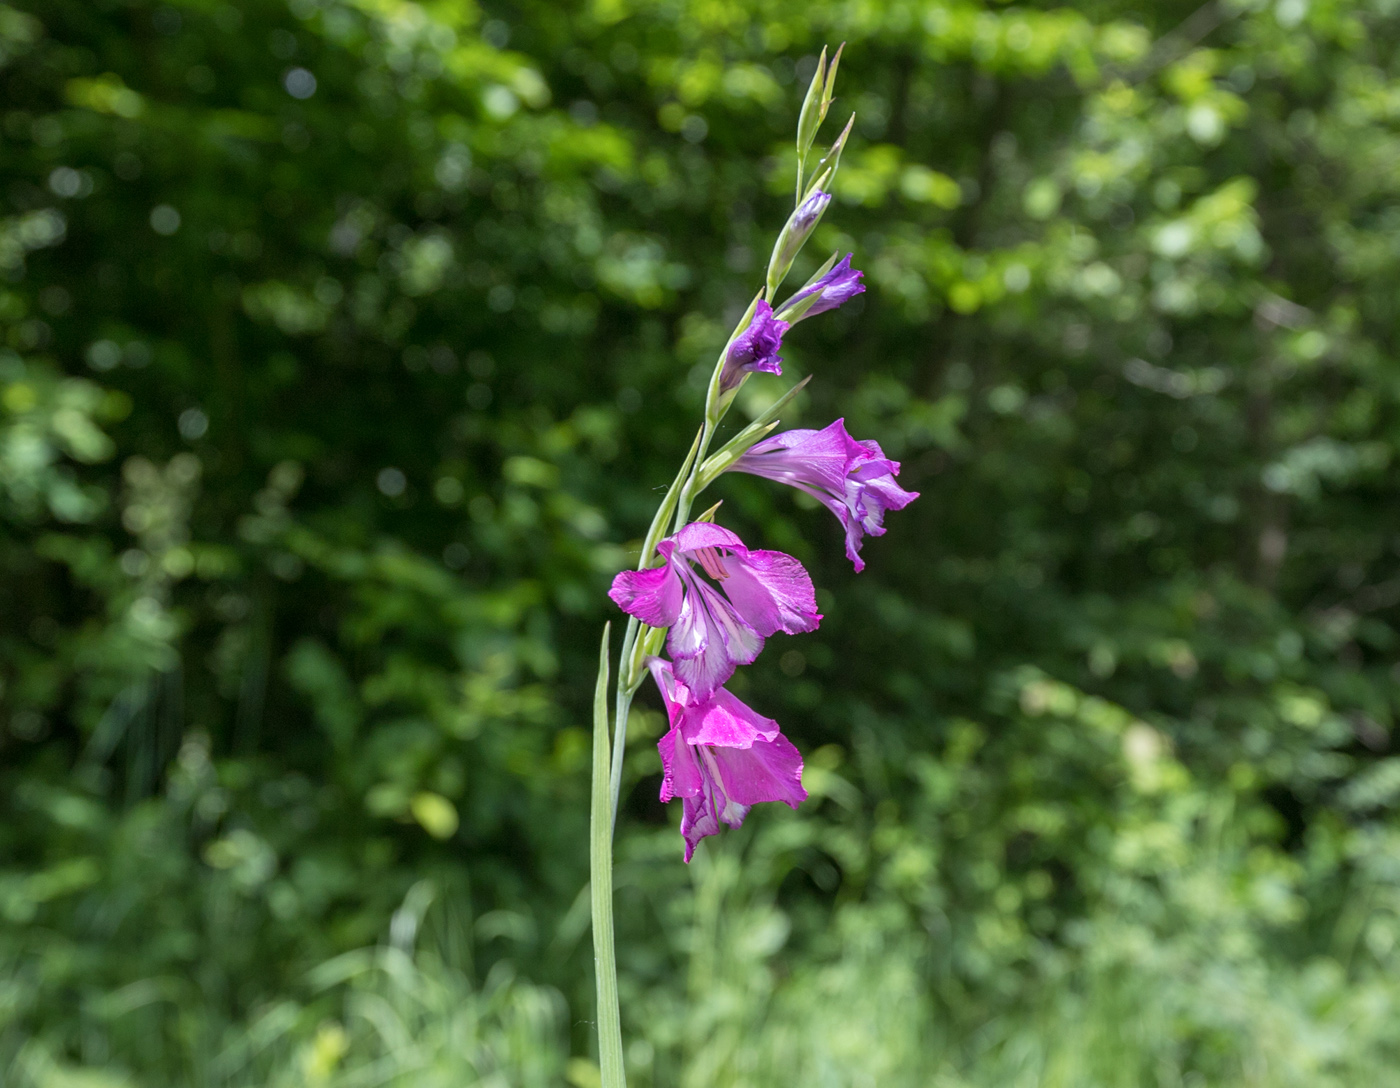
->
(820, 42, 845, 126)
(804, 113, 855, 201)
(695, 500, 723, 523)
(795, 45, 828, 159)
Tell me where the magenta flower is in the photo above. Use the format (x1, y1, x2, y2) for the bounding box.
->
(649, 658, 806, 862)
(780, 253, 865, 320)
(719, 300, 790, 392)
(731, 418, 919, 572)
(609, 522, 820, 700)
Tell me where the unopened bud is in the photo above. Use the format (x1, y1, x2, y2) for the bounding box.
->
(766, 188, 831, 296)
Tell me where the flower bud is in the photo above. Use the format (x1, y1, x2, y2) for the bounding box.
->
(766, 188, 831, 296)
(775, 253, 864, 324)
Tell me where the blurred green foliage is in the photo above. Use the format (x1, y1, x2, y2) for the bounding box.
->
(4, 0, 1400, 1084)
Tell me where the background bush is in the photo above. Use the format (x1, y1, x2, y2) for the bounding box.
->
(3, 0, 1400, 1084)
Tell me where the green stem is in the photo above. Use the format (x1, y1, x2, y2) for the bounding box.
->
(672, 420, 715, 535)
(590, 622, 626, 1088)
(609, 662, 636, 833)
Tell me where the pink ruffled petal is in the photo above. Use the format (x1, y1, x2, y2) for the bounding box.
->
(782, 254, 865, 320)
(647, 658, 684, 725)
(679, 793, 721, 862)
(719, 300, 789, 392)
(671, 633, 750, 703)
(862, 474, 920, 517)
(844, 516, 868, 573)
(658, 723, 702, 803)
(738, 425, 851, 493)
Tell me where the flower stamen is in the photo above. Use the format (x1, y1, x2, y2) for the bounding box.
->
(693, 545, 730, 581)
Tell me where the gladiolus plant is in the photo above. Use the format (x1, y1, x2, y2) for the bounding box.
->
(587, 47, 917, 1086)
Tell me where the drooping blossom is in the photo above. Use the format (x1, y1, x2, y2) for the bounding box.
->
(731, 418, 919, 572)
(719, 300, 790, 392)
(649, 658, 806, 862)
(779, 253, 865, 321)
(609, 522, 820, 700)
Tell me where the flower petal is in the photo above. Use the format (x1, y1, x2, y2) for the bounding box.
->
(648, 659, 806, 861)
(658, 722, 702, 803)
(721, 549, 821, 636)
(668, 579, 762, 701)
(671, 521, 746, 555)
(720, 301, 789, 391)
(682, 684, 780, 748)
(736, 422, 852, 493)
(608, 563, 683, 627)
(729, 419, 917, 573)
(679, 793, 721, 862)
(706, 732, 807, 810)
(779, 254, 865, 321)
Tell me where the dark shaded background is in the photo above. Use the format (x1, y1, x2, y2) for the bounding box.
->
(3, 0, 1400, 1084)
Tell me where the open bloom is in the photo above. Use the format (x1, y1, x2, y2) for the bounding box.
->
(780, 253, 865, 321)
(731, 418, 919, 572)
(609, 522, 820, 700)
(650, 658, 806, 862)
(719, 300, 790, 392)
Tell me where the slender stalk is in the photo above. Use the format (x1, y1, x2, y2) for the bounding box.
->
(608, 672, 635, 834)
(590, 622, 626, 1088)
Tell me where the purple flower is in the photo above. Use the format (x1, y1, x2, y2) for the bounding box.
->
(719, 300, 790, 392)
(781, 253, 865, 320)
(609, 521, 820, 700)
(731, 418, 919, 572)
(649, 658, 806, 862)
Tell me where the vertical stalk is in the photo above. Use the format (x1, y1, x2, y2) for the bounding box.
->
(590, 623, 626, 1088)
(671, 420, 715, 534)
(609, 680, 635, 833)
